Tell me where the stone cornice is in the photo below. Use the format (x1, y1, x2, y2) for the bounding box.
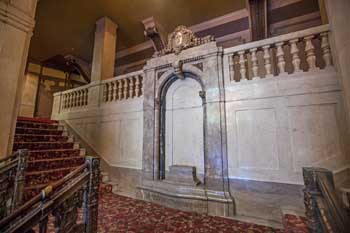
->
(0, 1, 36, 33)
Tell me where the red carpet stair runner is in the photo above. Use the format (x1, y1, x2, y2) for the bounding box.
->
(13, 117, 86, 201)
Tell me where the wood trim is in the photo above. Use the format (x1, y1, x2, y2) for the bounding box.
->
(270, 11, 321, 35)
(190, 8, 248, 33)
(269, 0, 303, 10)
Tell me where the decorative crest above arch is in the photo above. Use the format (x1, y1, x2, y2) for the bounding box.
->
(158, 26, 215, 56)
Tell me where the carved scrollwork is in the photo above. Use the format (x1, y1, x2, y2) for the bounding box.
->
(159, 26, 215, 56)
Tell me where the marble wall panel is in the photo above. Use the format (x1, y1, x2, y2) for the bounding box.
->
(226, 88, 347, 184)
(236, 108, 279, 170)
(65, 100, 143, 170)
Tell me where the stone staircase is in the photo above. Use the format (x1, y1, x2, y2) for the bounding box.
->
(13, 117, 86, 201)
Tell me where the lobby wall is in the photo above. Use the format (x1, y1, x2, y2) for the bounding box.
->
(19, 63, 86, 118)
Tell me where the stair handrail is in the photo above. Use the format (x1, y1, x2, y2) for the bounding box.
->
(0, 156, 100, 233)
(303, 167, 350, 233)
(0, 149, 28, 220)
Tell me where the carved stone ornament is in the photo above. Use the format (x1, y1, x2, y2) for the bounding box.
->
(159, 26, 215, 56)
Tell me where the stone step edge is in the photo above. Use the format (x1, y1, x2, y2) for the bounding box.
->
(28, 156, 84, 163)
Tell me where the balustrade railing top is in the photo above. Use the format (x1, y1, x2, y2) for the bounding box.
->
(224, 24, 332, 82)
(101, 70, 143, 103)
(53, 70, 144, 114)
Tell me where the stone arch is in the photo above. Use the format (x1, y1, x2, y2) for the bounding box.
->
(155, 64, 207, 180)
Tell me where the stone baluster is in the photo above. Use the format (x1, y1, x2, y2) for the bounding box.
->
(76, 92, 79, 107)
(238, 51, 247, 81)
(77, 91, 81, 107)
(102, 84, 107, 102)
(250, 48, 259, 80)
(139, 76, 143, 96)
(116, 80, 122, 100)
(228, 54, 235, 81)
(84, 89, 88, 105)
(304, 35, 318, 71)
(66, 94, 69, 109)
(276, 42, 287, 75)
(68, 93, 72, 108)
(80, 91, 85, 106)
(113, 80, 118, 100)
(135, 76, 141, 97)
(108, 82, 113, 102)
(123, 79, 129, 99)
(82, 90, 86, 106)
(262, 45, 272, 78)
(290, 39, 301, 73)
(129, 77, 135, 98)
(73, 92, 77, 107)
(65, 94, 68, 109)
(320, 32, 332, 68)
(81, 90, 85, 106)
(71, 92, 74, 108)
(62, 95, 66, 109)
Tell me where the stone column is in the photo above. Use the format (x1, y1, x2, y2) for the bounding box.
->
(0, 0, 38, 157)
(324, 0, 350, 155)
(91, 17, 118, 82)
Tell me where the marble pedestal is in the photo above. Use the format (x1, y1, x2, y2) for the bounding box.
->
(137, 180, 234, 217)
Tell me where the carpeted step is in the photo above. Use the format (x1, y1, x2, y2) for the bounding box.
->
(28, 149, 85, 160)
(13, 142, 77, 151)
(14, 134, 70, 143)
(282, 214, 309, 233)
(25, 167, 78, 186)
(16, 121, 60, 130)
(27, 156, 85, 172)
(17, 116, 58, 124)
(15, 127, 65, 135)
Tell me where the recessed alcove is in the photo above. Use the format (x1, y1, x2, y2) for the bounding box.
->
(164, 77, 205, 182)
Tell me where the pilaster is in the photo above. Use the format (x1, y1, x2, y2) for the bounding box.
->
(0, 0, 38, 157)
(91, 17, 118, 82)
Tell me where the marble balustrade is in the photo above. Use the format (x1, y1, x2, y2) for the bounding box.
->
(53, 70, 144, 113)
(224, 24, 332, 82)
(101, 71, 143, 103)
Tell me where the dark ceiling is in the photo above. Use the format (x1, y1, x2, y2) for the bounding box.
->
(29, 0, 246, 63)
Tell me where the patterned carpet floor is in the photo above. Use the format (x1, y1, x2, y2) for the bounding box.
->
(97, 192, 283, 233)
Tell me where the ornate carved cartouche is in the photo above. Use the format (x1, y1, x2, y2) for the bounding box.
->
(158, 25, 215, 56)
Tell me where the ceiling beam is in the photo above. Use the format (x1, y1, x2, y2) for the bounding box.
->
(247, 0, 268, 41)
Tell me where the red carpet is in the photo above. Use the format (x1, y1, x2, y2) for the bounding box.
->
(13, 117, 85, 200)
(96, 192, 283, 233)
(282, 214, 309, 233)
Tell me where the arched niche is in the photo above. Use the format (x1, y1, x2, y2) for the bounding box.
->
(164, 77, 205, 181)
(157, 69, 206, 181)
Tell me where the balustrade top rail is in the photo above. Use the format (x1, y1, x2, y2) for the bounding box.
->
(53, 70, 144, 113)
(224, 24, 332, 82)
(100, 70, 144, 83)
(224, 24, 329, 54)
